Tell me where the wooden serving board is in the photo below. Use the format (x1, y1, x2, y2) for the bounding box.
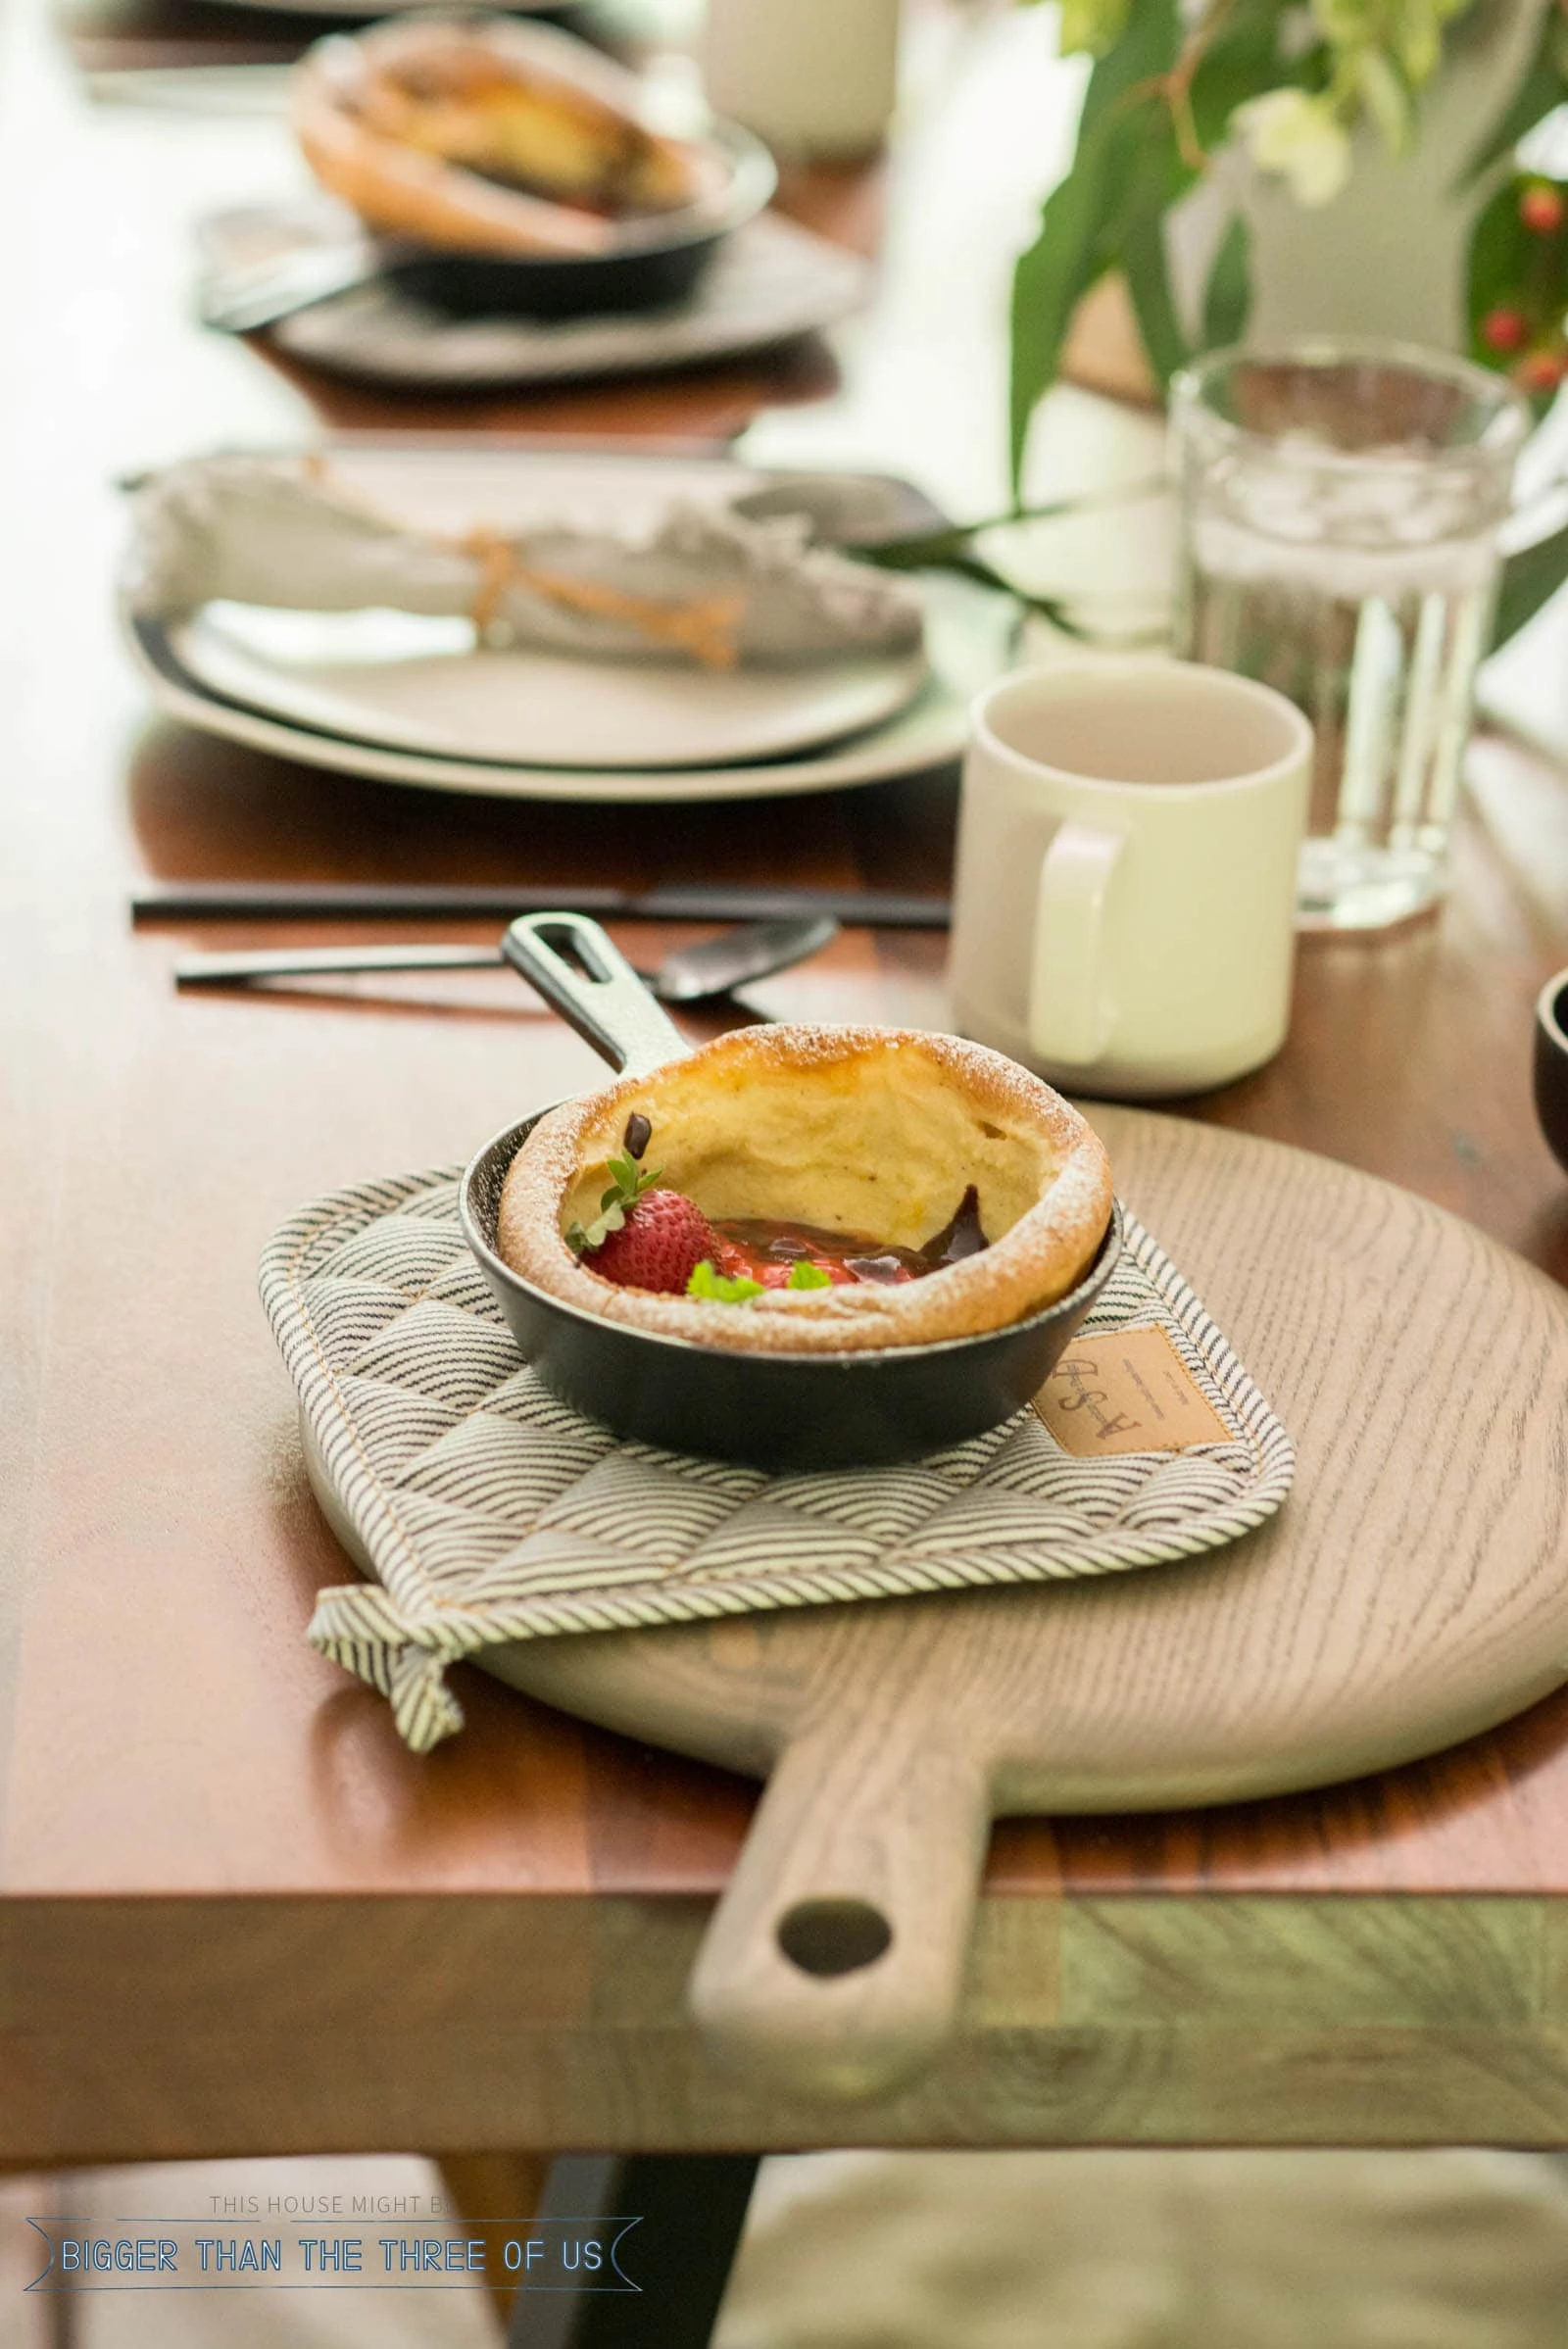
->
(313, 1109, 1568, 2102)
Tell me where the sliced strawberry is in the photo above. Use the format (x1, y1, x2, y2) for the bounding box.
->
(711, 1234, 760, 1283)
(756, 1258, 856, 1289)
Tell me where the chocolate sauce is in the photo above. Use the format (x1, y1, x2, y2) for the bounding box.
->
(710, 1188, 990, 1292)
(919, 1185, 988, 1265)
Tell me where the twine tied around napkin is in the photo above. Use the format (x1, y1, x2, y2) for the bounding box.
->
(123, 454, 925, 670)
(262, 1168, 1294, 1753)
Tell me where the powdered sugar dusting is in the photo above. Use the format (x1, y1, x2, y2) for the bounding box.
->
(496, 1024, 1113, 1354)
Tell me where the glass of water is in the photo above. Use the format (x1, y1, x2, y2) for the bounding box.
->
(1171, 341, 1528, 930)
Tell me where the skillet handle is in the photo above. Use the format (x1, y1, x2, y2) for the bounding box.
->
(688, 1723, 992, 2101)
(501, 911, 689, 1078)
(198, 244, 392, 336)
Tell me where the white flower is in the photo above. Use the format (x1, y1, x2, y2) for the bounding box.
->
(1233, 86, 1353, 206)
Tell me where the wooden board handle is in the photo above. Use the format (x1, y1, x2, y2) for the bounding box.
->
(688, 1726, 992, 2100)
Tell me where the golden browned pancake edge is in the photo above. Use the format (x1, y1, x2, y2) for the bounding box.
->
(291, 21, 706, 260)
(494, 1025, 1113, 1355)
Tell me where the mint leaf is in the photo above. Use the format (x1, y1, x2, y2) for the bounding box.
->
(572, 1153, 663, 1253)
(786, 1260, 833, 1291)
(686, 1259, 764, 1305)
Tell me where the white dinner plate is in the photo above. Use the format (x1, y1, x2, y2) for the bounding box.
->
(166, 603, 930, 770)
(122, 442, 1016, 801)
(126, 589, 1008, 804)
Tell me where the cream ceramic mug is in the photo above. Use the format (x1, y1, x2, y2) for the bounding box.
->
(951, 661, 1312, 1100)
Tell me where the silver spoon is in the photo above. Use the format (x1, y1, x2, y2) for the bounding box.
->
(172, 914, 839, 1004)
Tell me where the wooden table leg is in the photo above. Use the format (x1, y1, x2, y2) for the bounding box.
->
(506, 2155, 760, 2349)
(5, 2174, 77, 2349)
(438, 2151, 552, 2330)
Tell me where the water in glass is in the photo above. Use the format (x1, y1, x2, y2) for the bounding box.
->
(1172, 346, 1528, 930)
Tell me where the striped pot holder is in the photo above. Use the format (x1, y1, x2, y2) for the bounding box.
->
(262, 1168, 1294, 1752)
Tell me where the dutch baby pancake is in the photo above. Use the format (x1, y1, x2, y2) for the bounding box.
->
(496, 1025, 1113, 1356)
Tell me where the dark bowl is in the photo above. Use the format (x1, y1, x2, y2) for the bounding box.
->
(460, 1110, 1125, 1472)
(1534, 968, 1568, 1174)
(386, 120, 775, 320)
(393, 232, 717, 319)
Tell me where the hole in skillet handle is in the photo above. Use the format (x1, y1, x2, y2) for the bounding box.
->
(499, 909, 690, 1078)
(777, 1898, 893, 1978)
(536, 919, 613, 986)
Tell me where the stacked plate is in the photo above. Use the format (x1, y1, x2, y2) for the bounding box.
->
(122, 445, 1020, 805)
(197, 203, 876, 392)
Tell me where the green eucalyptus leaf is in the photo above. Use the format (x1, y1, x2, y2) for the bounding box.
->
(1189, 0, 1310, 151)
(1122, 208, 1190, 386)
(1075, 0, 1181, 140)
(1461, 171, 1561, 370)
(910, 545, 1096, 635)
(1008, 0, 1183, 493)
(1493, 516, 1568, 650)
(1200, 211, 1252, 349)
(1009, 171, 1119, 493)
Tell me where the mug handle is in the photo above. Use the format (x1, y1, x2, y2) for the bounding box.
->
(1027, 821, 1125, 1068)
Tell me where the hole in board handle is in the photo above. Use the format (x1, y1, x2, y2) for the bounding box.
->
(776, 1898, 893, 1978)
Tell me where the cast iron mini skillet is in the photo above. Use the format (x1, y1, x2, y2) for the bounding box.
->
(460, 912, 1123, 1471)
(207, 121, 776, 336)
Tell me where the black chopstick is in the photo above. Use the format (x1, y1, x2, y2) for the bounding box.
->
(131, 882, 953, 929)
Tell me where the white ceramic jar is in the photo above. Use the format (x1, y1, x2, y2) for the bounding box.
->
(700, 0, 902, 158)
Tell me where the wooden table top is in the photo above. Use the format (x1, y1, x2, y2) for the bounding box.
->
(10, 0, 1568, 2159)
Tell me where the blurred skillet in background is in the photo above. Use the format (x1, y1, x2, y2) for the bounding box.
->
(207, 15, 778, 334)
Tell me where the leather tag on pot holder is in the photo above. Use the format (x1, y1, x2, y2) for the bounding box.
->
(1036, 1325, 1234, 1456)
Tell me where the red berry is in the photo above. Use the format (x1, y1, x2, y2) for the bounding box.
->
(590, 1189, 718, 1294)
(1515, 348, 1568, 394)
(1483, 307, 1528, 352)
(1520, 182, 1566, 234)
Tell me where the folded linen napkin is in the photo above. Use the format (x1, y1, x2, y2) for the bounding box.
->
(123, 455, 925, 669)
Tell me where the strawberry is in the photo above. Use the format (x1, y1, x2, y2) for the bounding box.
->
(711, 1234, 853, 1288)
(589, 1188, 718, 1296)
